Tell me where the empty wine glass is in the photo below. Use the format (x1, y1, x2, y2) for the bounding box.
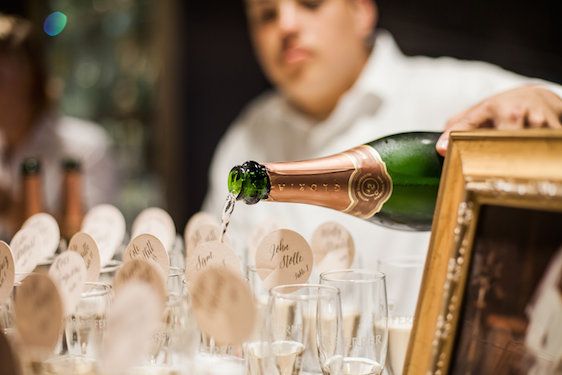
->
(319, 270, 388, 375)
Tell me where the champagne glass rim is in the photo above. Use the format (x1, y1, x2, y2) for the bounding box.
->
(168, 266, 184, 276)
(270, 284, 340, 300)
(320, 269, 386, 283)
(82, 281, 112, 298)
(100, 259, 122, 273)
(246, 265, 270, 273)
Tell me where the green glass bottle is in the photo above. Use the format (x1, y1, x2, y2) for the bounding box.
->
(228, 132, 444, 231)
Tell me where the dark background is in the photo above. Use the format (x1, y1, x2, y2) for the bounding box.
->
(176, 0, 562, 229)
(2, 0, 561, 230)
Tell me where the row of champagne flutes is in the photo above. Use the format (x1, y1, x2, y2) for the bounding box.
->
(241, 256, 423, 375)
(0, 250, 422, 375)
(0, 265, 200, 375)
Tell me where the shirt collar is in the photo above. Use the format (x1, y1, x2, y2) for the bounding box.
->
(353, 29, 405, 100)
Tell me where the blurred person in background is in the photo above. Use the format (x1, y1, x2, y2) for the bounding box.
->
(204, 0, 562, 267)
(0, 14, 118, 237)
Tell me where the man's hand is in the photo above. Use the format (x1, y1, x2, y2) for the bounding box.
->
(436, 86, 562, 156)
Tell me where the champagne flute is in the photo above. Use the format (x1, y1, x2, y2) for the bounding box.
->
(319, 270, 388, 375)
(377, 256, 424, 375)
(246, 284, 341, 375)
(42, 282, 112, 374)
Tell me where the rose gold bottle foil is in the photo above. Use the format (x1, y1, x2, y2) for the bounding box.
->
(265, 145, 393, 219)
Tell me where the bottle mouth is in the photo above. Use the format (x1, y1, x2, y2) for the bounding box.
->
(227, 161, 269, 204)
(228, 166, 244, 198)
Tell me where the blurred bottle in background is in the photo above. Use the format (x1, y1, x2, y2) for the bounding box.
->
(59, 158, 84, 241)
(20, 157, 44, 224)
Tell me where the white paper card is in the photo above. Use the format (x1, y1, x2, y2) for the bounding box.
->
(311, 221, 355, 273)
(191, 268, 256, 345)
(82, 204, 126, 268)
(185, 240, 241, 291)
(99, 282, 163, 375)
(22, 213, 60, 262)
(10, 227, 42, 282)
(132, 207, 176, 253)
(0, 241, 15, 304)
(48, 251, 87, 316)
(184, 212, 219, 242)
(14, 273, 64, 358)
(255, 229, 313, 290)
(124, 234, 170, 276)
(68, 232, 101, 283)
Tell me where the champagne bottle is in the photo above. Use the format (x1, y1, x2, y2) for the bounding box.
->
(228, 132, 444, 231)
(59, 158, 84, 241)
(21, 157, 44, 222)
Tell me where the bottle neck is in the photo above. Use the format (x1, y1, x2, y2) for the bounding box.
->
(61, 171, 84, 239)
(265, 145, 392, 219)
(22, 174, 43, 219)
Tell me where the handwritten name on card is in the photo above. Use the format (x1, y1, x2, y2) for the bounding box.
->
(247, 218, 280, 266)
(191, 267, 256, 345)
(82, 204, 126, 267)
(185, 241, 242, 291)
(48, 251, 87, 316)
(22, 213, 60, 261)
(113, 258, 167, 303)
(124, 234, 170, 276)
(255, 229, 313, 290)
(185, 223, 228, 255)
(311, 221, 355, 273)
(14, 273, 64, 357)
(184, 212, 219, 244)
(0, 241, 15, 304)
(10, 228, 42, 282)
(68, 232, 101, 283)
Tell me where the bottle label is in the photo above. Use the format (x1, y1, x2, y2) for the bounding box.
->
(266, 145, 392, 219)
(342, 145, 393, 218)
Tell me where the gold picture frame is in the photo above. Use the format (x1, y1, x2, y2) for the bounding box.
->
(406, 129, 562, 374)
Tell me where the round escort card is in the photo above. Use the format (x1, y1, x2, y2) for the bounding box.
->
(185, 223, 228, 255)
(22, 213, 60, 262)
(132, 207, 176, 253)
(82, 204, 126, 267)
(184, 212, 219, 243)
(185, 240, 242, 290)
(10, 227, 42, 282)
(68, 232, 102, 283)
(0, 241, 15, 304)
(0, 331, 23, 375)
(99, 281, 163, 375)
(124, 234, 170, 276)
(255, 229, 313, 290)
(48, 251, 87, 316)
(247, 218, 280, 266)
(113, 258, 167, 303)
(191, 267, 256, 345)
(311, 221, 355, 273)
(15, 273, 64, 358)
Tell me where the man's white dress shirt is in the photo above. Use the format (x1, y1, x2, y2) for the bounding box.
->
(203, 31, 560, 274)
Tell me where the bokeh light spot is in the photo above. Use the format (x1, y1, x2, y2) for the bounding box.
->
(43, 11, 67, 37)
